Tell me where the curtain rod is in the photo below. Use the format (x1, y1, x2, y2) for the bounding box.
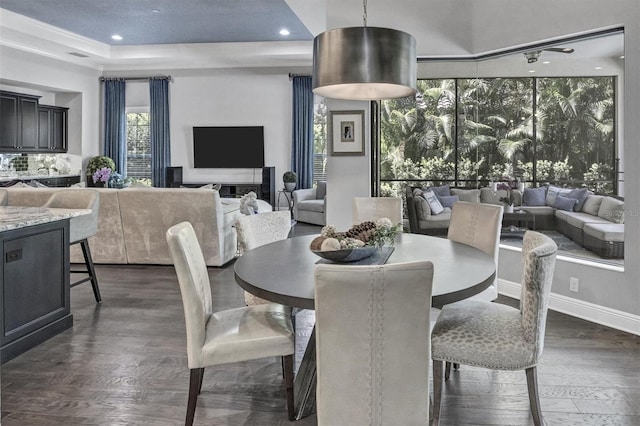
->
(99, 76, 172, 82)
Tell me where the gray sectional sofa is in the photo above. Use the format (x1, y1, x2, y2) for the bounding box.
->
(406, 184, 625, 258)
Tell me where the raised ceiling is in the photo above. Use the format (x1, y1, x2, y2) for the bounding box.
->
(0, 0, 313, 45)
(0, 0, 625, 71)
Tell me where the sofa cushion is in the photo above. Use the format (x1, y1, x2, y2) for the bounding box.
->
(423, 190, 444, 215)
(554, 209, 572, 222)
(418, 210, 452, 229)
(413, 195, 431, 220)
(545, 185, 572, 206)
(297, 198, 325, 213)
(583, 222, 625, 242)
(597, 197, 625, 224)
(581, 195, 604, 216)
(564, 212, 611, 229)
(553, 195, 578, 211)
(522, 187, 547, 206)
(521, 206, 555, 216)
(567, 188, 589, 211)
(436, 194, 459, 209)
(451, 188, 480, 203)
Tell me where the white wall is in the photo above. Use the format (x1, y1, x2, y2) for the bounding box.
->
(104, 68, 294, 187)
(325, 99, 371, 229)
(0, 45, 101, 165)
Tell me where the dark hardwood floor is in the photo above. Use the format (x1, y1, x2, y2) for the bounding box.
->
(1, 222, 639, 425)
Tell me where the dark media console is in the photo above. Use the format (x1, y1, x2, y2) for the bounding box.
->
(169, 166, 275, 207)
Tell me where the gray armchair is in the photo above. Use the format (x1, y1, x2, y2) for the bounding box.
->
(293, 181, 326, 226)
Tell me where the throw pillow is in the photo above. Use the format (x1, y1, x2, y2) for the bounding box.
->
(567, 188, 589, 211)
(422, 190, 444, 215)
(545, 185, 571, 206)
(424, 184, 451, 198)
(581, 195, 604, 216)
(479, 187, 506, 205)
(553, 195, 578, 211)
(435, 194, 459, 209)
(522, 187, 547, 206)
(451, 188, 480, 203)
(597, 196, 625, 224)
(413, 196, 431, 220)
(199, 183, 214, 190)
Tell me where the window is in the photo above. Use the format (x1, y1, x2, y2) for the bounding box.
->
(126, 110, 151, 181)
(313, 97, 327, 184)
(379, 77, 617, 195)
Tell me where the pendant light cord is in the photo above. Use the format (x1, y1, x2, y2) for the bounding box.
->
(363, 0, 367, 27)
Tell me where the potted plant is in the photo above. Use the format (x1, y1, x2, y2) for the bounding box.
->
(86, 155, 115, 187)
(283, 171, 297, 191)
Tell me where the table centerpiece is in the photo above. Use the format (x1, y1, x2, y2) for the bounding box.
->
(309, 218, 402, 262)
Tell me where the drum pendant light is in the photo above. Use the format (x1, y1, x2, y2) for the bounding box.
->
(312, 0, 417, 100)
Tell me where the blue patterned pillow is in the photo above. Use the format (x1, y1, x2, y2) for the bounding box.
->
(546, 185, 571, 206)
(436, 194, 459, 208)
(568, 188, 588, 211)
(553, 195, 578, 211)
(522, 187, 547, 206)
(424, 184, 451, 198)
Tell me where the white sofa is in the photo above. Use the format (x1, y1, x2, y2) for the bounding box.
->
(5, 187, 269, 266)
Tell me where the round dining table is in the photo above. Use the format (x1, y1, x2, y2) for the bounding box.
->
(234, 232, 496, 310)
(234, 232, 496, 420)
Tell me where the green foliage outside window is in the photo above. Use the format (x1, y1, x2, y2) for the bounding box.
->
(126, 112, 151, 180)
(380, 77, 617, 197)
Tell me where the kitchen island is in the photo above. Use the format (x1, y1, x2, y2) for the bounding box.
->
(0, 206, 89, 363)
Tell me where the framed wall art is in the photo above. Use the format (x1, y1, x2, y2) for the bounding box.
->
(329, 110, 365, 156)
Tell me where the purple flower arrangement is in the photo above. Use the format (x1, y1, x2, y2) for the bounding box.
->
(92, 167, 112, 184)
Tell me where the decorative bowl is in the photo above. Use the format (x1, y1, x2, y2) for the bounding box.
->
(311, 246, 378, 262)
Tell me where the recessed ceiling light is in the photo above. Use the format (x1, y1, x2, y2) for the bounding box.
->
(542, 61, 551, 65)
(620, 55, 625, 59)
(151, 9, 160, 13)
(528, 70, 536, 73)
(111, 34, 123, 41)
(594, 66, 603, 70)
(279, 28, 290, 36)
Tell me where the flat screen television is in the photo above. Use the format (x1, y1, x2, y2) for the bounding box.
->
(193, 126, 265, 168)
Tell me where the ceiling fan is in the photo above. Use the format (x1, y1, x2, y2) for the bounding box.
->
(524, 47, 575, 63)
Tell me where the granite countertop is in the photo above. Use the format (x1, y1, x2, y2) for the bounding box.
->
(0, 173, 81, 182)
(0, 206, 91, 232)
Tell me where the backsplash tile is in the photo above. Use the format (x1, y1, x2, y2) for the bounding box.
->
(0, 153, 82, 178)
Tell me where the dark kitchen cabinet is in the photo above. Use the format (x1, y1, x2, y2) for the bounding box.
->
(38, 105, 68, 152)
(1, 90, 68, 153)
(0, 91, 40, 152)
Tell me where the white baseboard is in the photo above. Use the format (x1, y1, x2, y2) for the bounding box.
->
(498, 279, 640, 336)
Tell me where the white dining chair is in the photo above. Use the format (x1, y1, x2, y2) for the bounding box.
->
(314, 261, 434, 426)
(43, 189, 102, 302)
(166, 221, 295, 424)
(352, 196, 403, 225)
(431, 231, 557, 426)
(235, 210, 292, 306)
(447, 201, 503, 302)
